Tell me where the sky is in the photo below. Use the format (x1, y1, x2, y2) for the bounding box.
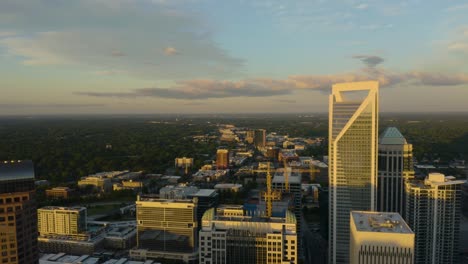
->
(1, 0, 468, 115)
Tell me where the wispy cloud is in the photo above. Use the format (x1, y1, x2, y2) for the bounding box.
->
(352, 55, 384, 68)
(164, 47, 179, 56)
(76, 67, 468, 100)
(0, 0, 243, 80)
(0, 103, 105, 108)
(355, 3, 368, 10)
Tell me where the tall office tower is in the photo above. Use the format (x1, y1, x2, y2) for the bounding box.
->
(405, 173, 465, 264)
(254, 129, 266, 148)
(246, 130, 255, 144)
(350, 211, 414, 264)
(130, 195, 198, 263)
(0, 160, 38, 264)
(38, 207, 87, 236)
(216, 149, 229, 170)
(377, 127, 414, 215)
(199, 205, 298, 264)
(328, 81, 379, 264)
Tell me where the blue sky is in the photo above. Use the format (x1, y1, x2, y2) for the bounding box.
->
(1, 0, 468, 114)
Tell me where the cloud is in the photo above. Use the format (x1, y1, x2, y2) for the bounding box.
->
(111, 50, 125, 57)
(164, 47, 179, 56)
(352, 55, 385, 68)
(355, 3, 368, 10)
(0, 0, 243, 79)
(0, 31, 16, 38)
(93, 70, 127, 76)
(0, 103, 104, 108)
(76, 66, 468, 100)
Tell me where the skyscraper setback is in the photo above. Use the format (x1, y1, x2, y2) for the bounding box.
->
(328, 81, 379, 264)
(0, 160, 38, 264)
(377, 127, 414, 215)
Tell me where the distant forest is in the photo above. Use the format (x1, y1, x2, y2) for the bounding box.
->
(0, 113, 467, 184)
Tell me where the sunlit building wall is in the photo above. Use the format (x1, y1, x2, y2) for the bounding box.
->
(350, 211, 414, 264)
(38, 206, 87, 236)
(130, 195, 198, 263)
(405, 173, 465, 264)
(328, 81, 379, 264)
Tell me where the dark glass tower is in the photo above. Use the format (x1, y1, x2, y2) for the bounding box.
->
(0, 160, 38, 264)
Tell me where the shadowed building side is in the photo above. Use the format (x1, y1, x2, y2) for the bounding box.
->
(377, 127, 414, 215)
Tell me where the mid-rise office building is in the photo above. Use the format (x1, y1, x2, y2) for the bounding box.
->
(45, 187, 75, 199)
(38, 206, 87, 236)
(378, 127, 414, 214)
(216, 149, 229, 170)
(350, 211, 414, 264)
(254, 129, 266, 148)
(130, 195, 198, 263)
(329, 81, 379, 264)
(199, 205, 297, 264)
(0, 160, 38, 264)
(405, 173, 465, 264)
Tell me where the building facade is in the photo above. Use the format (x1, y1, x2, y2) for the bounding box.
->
(216, 149, 229, 170)
(130, 195, 198, 263)
(38, 206, 87, 236)
(45, 187, 75, 199)
(377, 127, 414, 215)
(350, 211, 414, 264)
(0, 160, 38, 264)
(405, 173, 465, 264)
(329, 81, 379, 264)
(254, 129, 266, 148)
(199, 205, 297, 264)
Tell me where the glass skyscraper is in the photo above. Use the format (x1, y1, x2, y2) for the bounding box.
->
(328, 81, 379, 264)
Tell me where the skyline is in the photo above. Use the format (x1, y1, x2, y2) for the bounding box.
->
(1, 0, 468, 115)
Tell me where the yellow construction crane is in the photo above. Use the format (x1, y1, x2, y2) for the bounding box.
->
(251, 162, 281, 218)
(291, 163, 320, 182)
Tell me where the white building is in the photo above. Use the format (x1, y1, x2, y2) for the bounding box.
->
(199, 205, 297, 264)
(405, 173, 465, 264)
(350, 211, 414, 264)
(329, 81, 379, 264)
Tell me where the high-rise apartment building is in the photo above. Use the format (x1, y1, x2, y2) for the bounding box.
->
(405, 173, 465, 264)
(254, 129, 266, 148)
(216, 149, 229, 170)
(130, 195, 198, 263)
(38, 206, 87, 236)
(329, 81, 379, 264)
(0, 160, 38, 264)
(199, 205, 297, 264)
(350, 211, 414, 264)
(377, 127, 414, 215)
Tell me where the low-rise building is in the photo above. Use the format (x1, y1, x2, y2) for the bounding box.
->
(78, 176, 112, 193)
(214, 183, 242, 192)
(46, 187, 75, 199)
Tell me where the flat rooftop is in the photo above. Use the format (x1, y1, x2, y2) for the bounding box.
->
(0, 160, 34, 181)
(351, 211, 413, 234)
(192, 189, 217, 197)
